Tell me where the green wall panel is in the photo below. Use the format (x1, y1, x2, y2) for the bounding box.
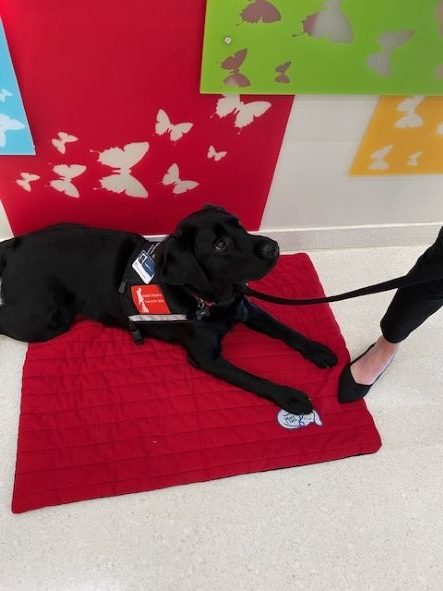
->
(201, 0, 443, 94)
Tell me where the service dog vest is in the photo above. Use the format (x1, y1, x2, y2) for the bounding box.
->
(119, 241, 210, 342)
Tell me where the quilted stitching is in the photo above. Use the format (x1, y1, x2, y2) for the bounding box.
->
(12, 254, 381, 513)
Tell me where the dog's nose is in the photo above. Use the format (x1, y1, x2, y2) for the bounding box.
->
(260, 240, 279, 260)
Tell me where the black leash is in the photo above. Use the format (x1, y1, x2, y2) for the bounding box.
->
(244, 262, 443, 306)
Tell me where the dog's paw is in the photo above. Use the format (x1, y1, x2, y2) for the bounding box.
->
(274, 387, 314, 415)
(302, 342, 338, 369)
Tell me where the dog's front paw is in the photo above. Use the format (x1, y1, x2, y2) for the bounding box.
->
(274, 387, 314, 415)
(302, 342, 337, 369)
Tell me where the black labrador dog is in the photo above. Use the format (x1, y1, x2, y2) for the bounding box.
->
(0, 206, 336, 414)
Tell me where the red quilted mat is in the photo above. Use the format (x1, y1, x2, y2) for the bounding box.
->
(12, 255, 381, 513)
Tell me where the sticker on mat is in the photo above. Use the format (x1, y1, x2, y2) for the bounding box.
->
(277, 409, 323, 430)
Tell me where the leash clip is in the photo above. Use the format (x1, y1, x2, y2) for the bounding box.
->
(196, 298, 210, 320)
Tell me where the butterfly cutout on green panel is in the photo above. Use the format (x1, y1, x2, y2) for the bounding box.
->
(200, 0, 443, 95)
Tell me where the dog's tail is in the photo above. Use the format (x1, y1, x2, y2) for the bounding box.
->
(0, 237, 17, 275)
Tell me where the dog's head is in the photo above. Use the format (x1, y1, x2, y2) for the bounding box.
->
(157, 206, 279, 304)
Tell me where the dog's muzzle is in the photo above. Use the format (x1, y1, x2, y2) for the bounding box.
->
(258, 238, 279, 260)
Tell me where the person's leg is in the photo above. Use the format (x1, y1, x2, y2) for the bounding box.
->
(348, 336, 400, 387)
(339, 227, 443, 402)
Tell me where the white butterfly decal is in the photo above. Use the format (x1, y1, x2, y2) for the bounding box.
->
(215, 95, 271, 129)
(155, 109, 193, 142)
(369, 145, 393, 170)
(0, 89, 12, 102)
(0, 114, 26, 148)
(52, 131, 79, 154)
(162, 163, 199, 195)
(96, 142, 149, 198)
(208, 145, 227, 161)
(16, 172, 40, 192)
(407, 151, 423, 167)
(50, 164, 86, 198)
(395, 96, 424, 129)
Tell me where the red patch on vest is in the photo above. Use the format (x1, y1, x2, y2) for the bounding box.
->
(131, 285, 171, 315)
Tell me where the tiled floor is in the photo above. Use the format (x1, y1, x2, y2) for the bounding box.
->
(1, 245, 442, 591)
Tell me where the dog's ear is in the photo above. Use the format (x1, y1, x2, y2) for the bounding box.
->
(157, 236, 211, 292)
(204, 203, 228, 213)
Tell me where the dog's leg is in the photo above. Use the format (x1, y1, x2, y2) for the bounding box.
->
(186, 336, 313, 414)
(0, 302, 73, 342)
(243, 302, 337, 368)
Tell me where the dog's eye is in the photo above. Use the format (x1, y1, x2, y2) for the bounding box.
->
(214, 238, 228, 253)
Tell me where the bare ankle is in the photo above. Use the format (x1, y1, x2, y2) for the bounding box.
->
(350, 337, 398, 386)
(377, 336, 401, 356)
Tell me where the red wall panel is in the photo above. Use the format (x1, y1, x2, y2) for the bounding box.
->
(0, 1, 293, 235)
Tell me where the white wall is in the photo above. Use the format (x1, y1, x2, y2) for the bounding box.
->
(261, 96, 443, 249)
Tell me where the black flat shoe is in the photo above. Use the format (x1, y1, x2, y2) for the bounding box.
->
(338, 343, 391, 403)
